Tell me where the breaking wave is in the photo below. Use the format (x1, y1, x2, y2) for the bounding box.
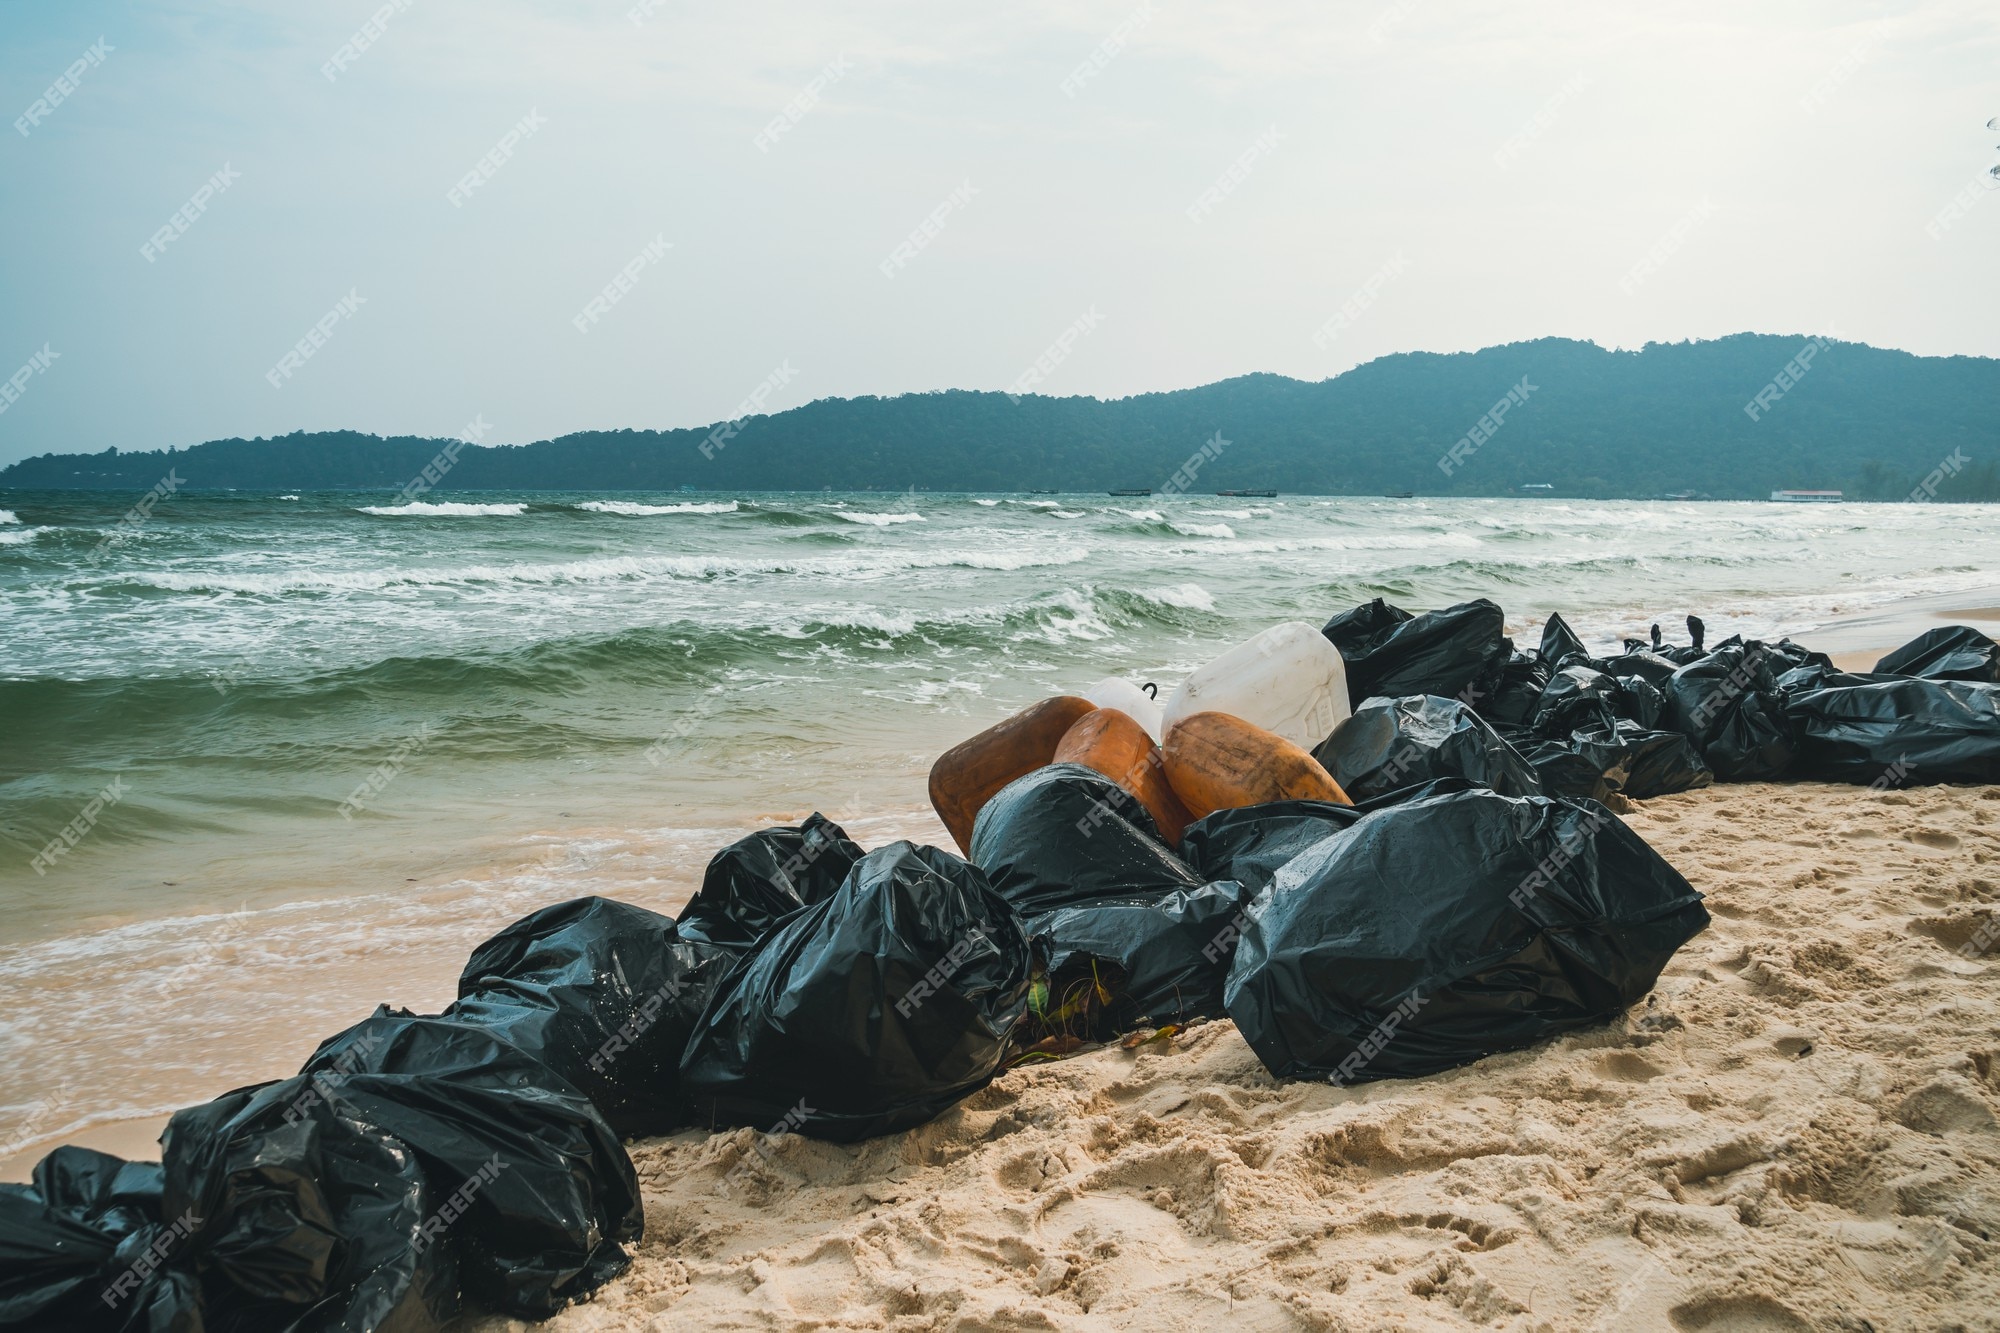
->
(354, 502, 528, 517)
(833, 511, 925, 526)
(575, 500, 740, 516)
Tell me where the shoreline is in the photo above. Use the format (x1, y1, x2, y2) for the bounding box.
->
(7, 591, 2000, 1185)
(0, 802, 958, 1183)
(1798, 588, 2000, 663)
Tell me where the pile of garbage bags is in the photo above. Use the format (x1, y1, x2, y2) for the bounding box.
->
(0, 828, 1035, 1331)
(9, 598, 1988, 1329)
(1309, 598, 2000, 799)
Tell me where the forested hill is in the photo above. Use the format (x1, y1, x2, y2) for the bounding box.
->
(5, 334, 1996, 499)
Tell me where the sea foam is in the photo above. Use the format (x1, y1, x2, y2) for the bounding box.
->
(355, 502, 528, 517)
(577, 500, 739, 515)
(834, 511, 925, 526)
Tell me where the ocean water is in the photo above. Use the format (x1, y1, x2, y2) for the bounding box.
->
(0, 488, 1989, 1159)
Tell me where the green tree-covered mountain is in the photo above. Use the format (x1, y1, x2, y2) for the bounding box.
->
(5, 334, 1995, 499)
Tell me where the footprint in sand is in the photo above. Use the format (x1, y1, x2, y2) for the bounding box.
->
(1669, 1293, 1813, 1331)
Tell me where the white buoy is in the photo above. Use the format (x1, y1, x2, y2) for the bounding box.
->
(1080, 677, 1165, 742)
(1163, 622, 1350, 750)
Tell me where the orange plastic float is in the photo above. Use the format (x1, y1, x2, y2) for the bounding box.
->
(928, 695, 1097, 853)
(1052, 707, 1193, 846)
(1161, 711, 1353, 819)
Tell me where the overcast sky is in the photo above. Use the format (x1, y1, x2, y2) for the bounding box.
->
(0, 0, 1993, 465)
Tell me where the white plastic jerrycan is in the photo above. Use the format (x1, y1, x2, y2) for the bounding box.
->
(1080, 677, 1165, 742)
(1163, 621, 1350, 750)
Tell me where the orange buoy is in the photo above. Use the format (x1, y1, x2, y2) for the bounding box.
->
(1161, 711, 1353, 819)
(1053, 707, 1194, 847)
(929, 696, 1097, 853)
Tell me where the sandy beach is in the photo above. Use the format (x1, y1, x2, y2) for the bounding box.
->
(461, 778, 2000, 1332)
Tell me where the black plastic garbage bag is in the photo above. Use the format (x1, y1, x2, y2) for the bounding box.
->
(0, 1147, 175, 1332)
(676, 813, 865, 949)
(1178, 780, 1478, 893)
(450, 896, 738, 1139)
(1478, 650, 1552, 730)
(1774, 663, 1899, 696)
(1180, 800, 1364, 895)
(1875, 625, 2000, 684)
(1223, 788, 1709, 1084)
(1762, 638, 1833, 676)
(1025, 881, 1247, 1040)
(0, 1112, 442, 1328)
(1531, 664, 1670, 737)
(4, 1083, 456, 1333)
(1614, 674, 1668, 730)
(155, 1072, 459, 1332)
(969, 764, 1201, 917)
(1530, 665, 1623, 739)
(1321, 598, 1509, 707)
(1598, 648, 1680, 686)
(1786, 679, 2000, 785)
(4, 1004, 642, 1329)
(1318, 597, 1410, 673)
(1563, 724, 1714, 800)
(679, 841, 1033, 1143)
(1663, 643, 1797, 780)
(292, 1010, 642, 1317)
(1314, 695, 1542, 802)
(1539, 612, 1590, 668)
(1519, 741, 1615, 801)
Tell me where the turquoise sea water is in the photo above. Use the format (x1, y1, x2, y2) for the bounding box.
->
(0, 488, 1991, 1158)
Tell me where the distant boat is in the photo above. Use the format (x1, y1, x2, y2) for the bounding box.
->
(1216, 488, 1277, 497)
(1027, 488, 1059, 494)
(1517, 483, 1555, 492)
(1771, 489, 1843, 503)
(1381, 491, 1414, 499)
(1108, 488, 1153, 496)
